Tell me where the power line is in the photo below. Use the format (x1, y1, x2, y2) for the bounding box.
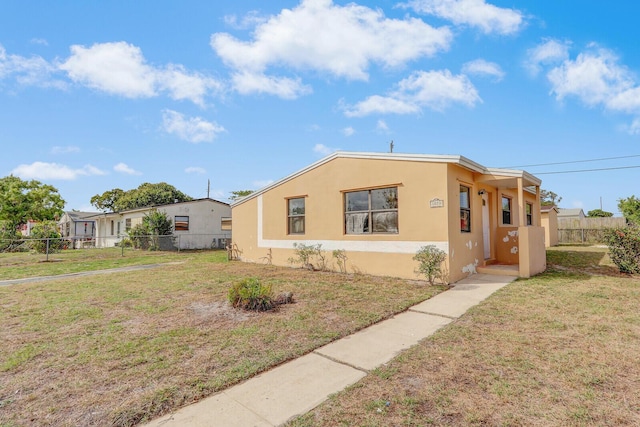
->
(535, 165, 640, 175)
(505, 154, 640, 168)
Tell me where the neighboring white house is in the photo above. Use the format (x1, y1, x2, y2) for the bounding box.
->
(58, 211, 98, 248)
(91, 198, 231, 250)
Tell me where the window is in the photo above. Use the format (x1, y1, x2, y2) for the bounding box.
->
(287, 198, 305, 234)
(175, 216, 189, 231)
(502, 196, 512, 225)
(125, 218, 131, 231)
(526, 202, 533, 226)
(345, 187, 398, 234)
(460, 185, 471, 232)
(117, 221, 121, 235)
(110, 220, 114, 236)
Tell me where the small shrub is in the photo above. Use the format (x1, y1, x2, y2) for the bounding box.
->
(288, 243, 327, 270)
(413, 245, 447, 285)
(332, 249, 348, 273)
(228, 277, 275, 311)
(603, 227, 640, 274)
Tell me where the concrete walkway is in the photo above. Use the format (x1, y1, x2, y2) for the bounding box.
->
(143, 274, 516, 427)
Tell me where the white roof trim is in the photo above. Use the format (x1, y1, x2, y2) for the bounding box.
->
(231, 151, 540, 207)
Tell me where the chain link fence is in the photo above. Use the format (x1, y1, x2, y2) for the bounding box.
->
(1, 233, 230, 257)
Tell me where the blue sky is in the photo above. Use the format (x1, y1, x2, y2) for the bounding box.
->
(1, 0, 639, 215)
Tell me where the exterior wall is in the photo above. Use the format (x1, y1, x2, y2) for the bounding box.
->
(232, 156, 454, 281)
(518, 226, 547, 277)
(158, 200, 231, 249)
(93, 199, 231, 249)
(232, 154, 546, 282)
(446, 165, 485, 282)
(495, 226, 520, 264)
(541, 210, 558, 247)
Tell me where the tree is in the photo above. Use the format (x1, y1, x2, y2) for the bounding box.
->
(29, 220, 64, 253)
(618, 196, 640, 225)
(128, 209, 174, 250)
(229, 190, 254, 201)
(90, 188, 125, 212)
(0, 175, 65, 230)
(587, 209, 613, 217)
(91, 183, 192, 212)
(540, 189, 562, 206)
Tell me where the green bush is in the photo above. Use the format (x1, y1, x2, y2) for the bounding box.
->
(28, 221, 64, 253)
(413, 245, 447, 285)
(228, 277, 275, 311)
(603, 227, 640, 274)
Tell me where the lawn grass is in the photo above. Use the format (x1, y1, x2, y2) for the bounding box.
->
(287, 246, 640, 426)
(0, 249, 444, 427)
(0, 247, 192, 280)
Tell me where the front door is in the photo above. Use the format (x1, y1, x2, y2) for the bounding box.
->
(482, 193, 491, 259)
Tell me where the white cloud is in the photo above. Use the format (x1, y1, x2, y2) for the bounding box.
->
(51, 145, 80, 154)
(376, 120, 390, 132)
(403, 0, 524, 35)
(542, 44, 640, 131)
(211, 0, 452, 98)
(342, 126, 355, 137)
(628, 118, 640, 135)
(547, 47, 634, 108)
(0, 44, 64, 88)
(525, 39, 571, 76)
(30, 38, 49, 46)
(185, 166, 207, 174)
(462, 59, 504, 81)
(313, 143, 339, 156)
(607, 87, 640, 113)
(59, 42, 221, 105)
(345, 69, 480, 117)
(10, 162, 106, 180)
(162, 109, 226, 143)
(114, 162, 142, 175)
(231, 71, 311, 99)
(223, 11, 268, 30)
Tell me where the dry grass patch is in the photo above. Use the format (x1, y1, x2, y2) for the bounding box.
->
(288, 246, 640, 426)
(0, 247, 189, 280)
(0, 250, 444, 426)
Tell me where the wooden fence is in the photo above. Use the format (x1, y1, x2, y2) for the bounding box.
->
(557, 217, 626, 244)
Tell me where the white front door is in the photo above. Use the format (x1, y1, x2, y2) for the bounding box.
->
(482, 193, 491, 259)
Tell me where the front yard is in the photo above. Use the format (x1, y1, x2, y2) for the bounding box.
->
(288, 246, 640, 426)
(0, 250, 443, 426)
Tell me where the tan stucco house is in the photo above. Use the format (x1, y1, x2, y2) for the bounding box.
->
(231, 152, 546, 284)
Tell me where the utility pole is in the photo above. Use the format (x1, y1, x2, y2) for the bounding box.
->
(207, 179, 210, 198)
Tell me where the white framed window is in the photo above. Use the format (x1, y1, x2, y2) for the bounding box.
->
(287, 198, 305, 234)
(460, 185, 471, 232)
(502, 196, 512, 225)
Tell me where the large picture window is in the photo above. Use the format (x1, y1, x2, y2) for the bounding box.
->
(502, 196, 512, 225)
(345, 187, 398, 234)
(460, 185, 471, 232)
(175, 216, 189, 231)
(288, 198, 305, 234)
